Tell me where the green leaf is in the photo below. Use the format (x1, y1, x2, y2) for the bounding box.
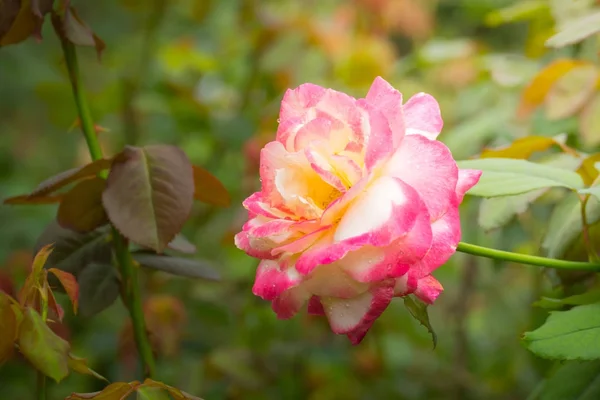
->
(35, 221, 112, 278)
(579, 186, 600, 199)
(18, 307, 70, 382)
(3, 158, 113, 205)
(132, 253, 220, 281)
(0, 292, 17, 365)
(137, 387, 172, 400)
(192, 165, 231, 207)
(102, 145, 194, 253)
(542, 194, 600, 258)
(167, 234, 197, 254)
(403, 295, 437, 348)
(537, 361, 600, 400)
(479, 134, 569, 160)
(534, 290, 600, 310)
(57, 177, 108, 233)
(68, 353, 109, 382)
(546, 9, 600, 48)
(544, 64, 598, 120)
(456, 158, 585, 197)
(522, 302, 600, 360)
(478, 189, 545, 230)
(141, 379, 204, 400)
(78, 263, 120, 318)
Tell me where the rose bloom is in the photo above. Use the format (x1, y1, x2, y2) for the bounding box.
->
(235, 77, 481, 344)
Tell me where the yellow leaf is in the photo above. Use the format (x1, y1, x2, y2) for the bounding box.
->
(68, 353, 109, 382)
(517, 59, 587, 119)
(544, 63, 598, 120)
(192, 165, 231, 207)
(480, 135, 574, 159)
(577, 153, 600, 186)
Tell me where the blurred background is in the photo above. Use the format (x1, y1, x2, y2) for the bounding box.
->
(0, 0, 595, 399)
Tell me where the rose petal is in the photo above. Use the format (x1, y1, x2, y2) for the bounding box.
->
(252, 259, 302, 301)
(308, 295, 325, 315)
(321, 284, 395, 345)
(455, 169, 482, 203)
(365, 76, 405, 145)
(357, 99, 395, 171)
(413, 275, 444, 304)
(384, 134, 458, 221)
(272, 286, 310, 319)
(403, 92, 443, 140)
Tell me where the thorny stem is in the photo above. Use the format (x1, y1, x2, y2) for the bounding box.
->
(457, 242, 600, 271)
(59, 38, 156, 378)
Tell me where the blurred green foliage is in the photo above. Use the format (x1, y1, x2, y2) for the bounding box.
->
(0, 0, 592, 398)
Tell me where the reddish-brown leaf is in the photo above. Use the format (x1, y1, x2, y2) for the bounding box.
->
(66, 382, 139, 399)
(59, 6, 106, 60)
(102, 145, 194, 253)
(0, 0, 53, 46)
(0, 292, 18, 365)
(47, 288, 66, 322)
(3, 158, 113, 205)
(57, 177, 108, 233)
(141, 379, 204, 400)
(192, 165, 231, 207)
(48, 268, 79, 314)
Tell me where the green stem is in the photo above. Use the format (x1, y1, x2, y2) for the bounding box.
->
(59, 38, 156, 377)
(457, 242, 600, 271)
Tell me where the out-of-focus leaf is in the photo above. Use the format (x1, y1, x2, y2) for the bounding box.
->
(0, 0, 53, 46)
(517, 59, 585, 119)
(192, 165, 231, 207)
(35, 222, 112, 277)
(18, 307, 70, 382)
(144, 295, 187, 357)
(102, 145, 194, 253)
(580, 94, 600, 148)
(3, 158, 113, 205)
(537, 361, 600, 400)
(456, 158, 584, 197)
(132, 252, 220, 281)
(66, 382, 138, 399)
(546, 9, 600, 48)
(78, 263, 120, 318)
(68, 353, 109, 382)
(57, 177, 108, 233)
(523, 302, 600, 360)
(544, 64, 598, 121)
(0, 292, 18, 365)
(479, 134, 571, 159)
(484, 0, 549, 27)
(167, 234, 197, 254)
(47, 268, 79, 314)
(542, 194, 600, 258)
(534, 289, 600, 310)
(478, 189, 546, 231)
(403, 295, 437, 348)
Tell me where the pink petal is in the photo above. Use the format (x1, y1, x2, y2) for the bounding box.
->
(334, 176, 423, 246)
(322, 284, 395, 345)
(293, 117, 333, 150)
(406, 204, 461, 279)
(357, 99, 396, 171)
(365, 76, 405, 146)
(252, 259, 302, 301)
(305, 147, 347, 192)
(414, 275, 444, 304)
(384, 134, 458, 221)
(271, 225, 330, 257)
(242, 192, 291, 219)
(234, 230, 274, 259)
(303, 263, 368, 298)
(403, 92, 443, 140)
(279, 83, 327, 122)
(456, 169, 482, 203)
(272, 286, 310, 319)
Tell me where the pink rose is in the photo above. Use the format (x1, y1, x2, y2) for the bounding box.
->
(235, 77, 481, 344)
